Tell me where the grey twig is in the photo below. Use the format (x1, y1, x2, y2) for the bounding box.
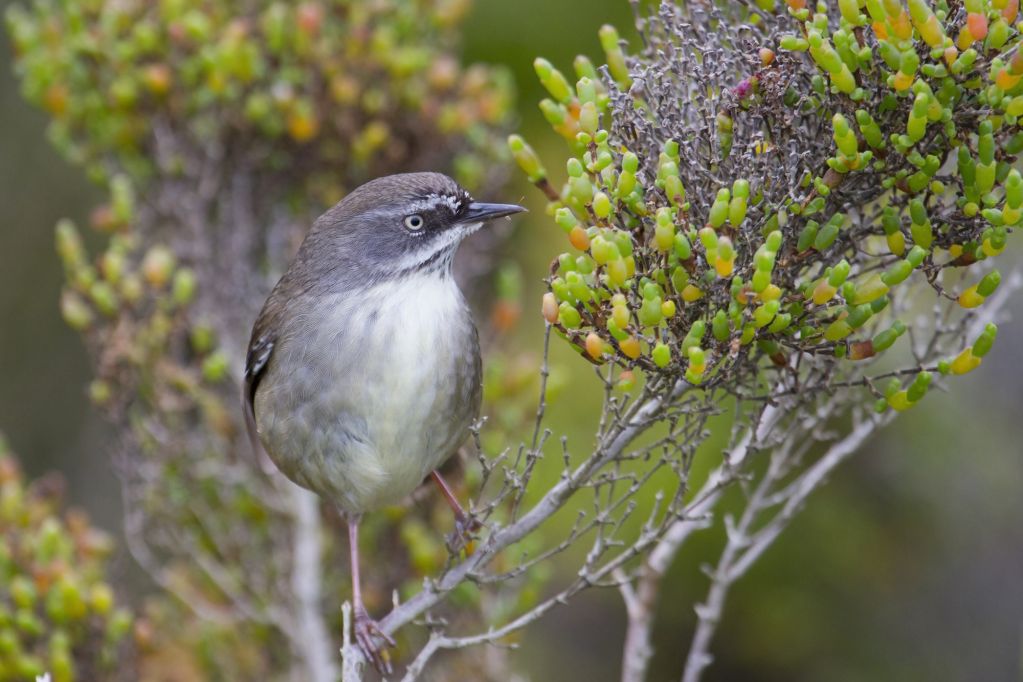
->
(290, 484, 338, 682)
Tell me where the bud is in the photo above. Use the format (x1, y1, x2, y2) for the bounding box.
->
(824, 318, 852, 342)
(664, 175, 686, 206)
(957, 284, 985, 308)
(586, 236, 613, 266)
(141, 246, 177, 289)
(760, 284, 783, 302)
(652, 343, 671, 368)
(598, 25, 631, 88)
(90, 583, 115, 615)
(110, 174, 135, 225)
(950, 347, 981, 374)
(592, 191, 612, 219)
(872, 320, 907, 352)
(811, 279, 837, 305)
(287, 101, 320, 143)
(682, 284, 703, 302)
(616, 370, 636, 392)
(107, 608, 133, 643)
(708, 189, 730, 228)
(967, 12, 989, 40)
(172, 268, 198, 306)
(120, 274, 144, 304)
(9, 576, 35, 609)
(88, 380, 112, 406)
(60, 291, 94, 331)
(88, 282, 119, 317)
(569, 225, 590, 251)
(753, 300, 780, 328)
(619, 336, 641, 359)
(715, 237, 735, 277)
(638, 297, 663, 327)
(780, 33, 810, 50)
(576, 77, 598, 104)
(972, 322, 998, 357)
(906, 371, 932, 402)
(687, 345, 706, 370)
(977, 270, 1001, 297)
(907, 92, 930, 143)
(508, 135, 546, 183)
(832, 113, 859, 158)
(541, 292, 559, 324)
(850, 274, 890, 305)
(846, 304, 873, 329)
(201, 351, 230, 383)
(813, 222, 839, 250)
(559, 302, 582, 328)
(534, 58, 573, 103)
(555, 209, 577, 234)
(607, 258, 630, 287)
(143, 63, 173, 95)
(881, 259, 913, 286)
(827, 260, 851, 287)
(887, 231, 906, 256)
(848, 340, 874, 360)
(55, 220, 85, 268)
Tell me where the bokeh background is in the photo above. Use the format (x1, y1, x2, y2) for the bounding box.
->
(2, 0, 1021, 679)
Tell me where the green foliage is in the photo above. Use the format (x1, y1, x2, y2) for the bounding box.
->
(513, 0, 1016, 410)
(0, 437, 135, 682)
(6, 0, 513, 202)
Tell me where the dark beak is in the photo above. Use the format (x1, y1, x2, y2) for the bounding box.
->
(462, 202, 527, 223)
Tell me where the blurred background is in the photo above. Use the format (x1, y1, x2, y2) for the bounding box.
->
(2, 0, 1021, 679)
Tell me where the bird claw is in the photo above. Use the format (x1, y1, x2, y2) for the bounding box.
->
(354, 608, 395, 675)
(446, 513, 482, 554)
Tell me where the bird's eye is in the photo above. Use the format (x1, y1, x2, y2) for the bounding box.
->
(404, 215, 424, 231)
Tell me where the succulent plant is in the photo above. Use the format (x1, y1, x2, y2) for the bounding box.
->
(513, 0, 1016, 411)
(6, 0, 512, 199)
(0, 437, 135, 682)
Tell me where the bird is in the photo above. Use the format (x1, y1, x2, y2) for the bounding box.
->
(242, 172, 525, 672)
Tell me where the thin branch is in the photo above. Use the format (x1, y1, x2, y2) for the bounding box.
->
(344, 381, 691, 670)
(290, 484, 339, 682)
(341, 602, 363, 682)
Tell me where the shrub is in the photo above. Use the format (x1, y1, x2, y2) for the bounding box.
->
(513, 0, 1013, 408)
(0, 437, 134, 682)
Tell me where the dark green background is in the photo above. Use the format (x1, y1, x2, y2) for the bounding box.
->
(2, 1, 1021, 679)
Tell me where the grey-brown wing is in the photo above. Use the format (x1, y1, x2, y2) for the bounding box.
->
(242, 317, 276, 458)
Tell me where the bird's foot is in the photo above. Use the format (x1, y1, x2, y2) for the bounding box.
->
(354, 607, 395, 675)
(446, 512, 482, 554)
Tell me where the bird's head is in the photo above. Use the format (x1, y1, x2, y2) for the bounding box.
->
(310, 172, 525, 278)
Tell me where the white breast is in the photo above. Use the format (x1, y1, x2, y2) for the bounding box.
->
(257, 271, 479, 513)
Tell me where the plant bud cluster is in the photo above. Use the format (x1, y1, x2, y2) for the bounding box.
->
(0, 439, 134, 681)
(55, 207, 232, 434)
(6, 0, 512, 202)
(513, 0, 1015, 410)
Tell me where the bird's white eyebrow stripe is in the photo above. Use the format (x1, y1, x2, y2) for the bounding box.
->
(405, 192, 470, 215)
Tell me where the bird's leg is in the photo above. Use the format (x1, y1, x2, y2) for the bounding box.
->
(347, 516, 395, 674)
(430, 470, 480, 551)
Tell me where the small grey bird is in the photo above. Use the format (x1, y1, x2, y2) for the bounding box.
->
(243, 172, 524, 672)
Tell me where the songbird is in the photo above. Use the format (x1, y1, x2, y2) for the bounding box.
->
(243, 172, 524, 672)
